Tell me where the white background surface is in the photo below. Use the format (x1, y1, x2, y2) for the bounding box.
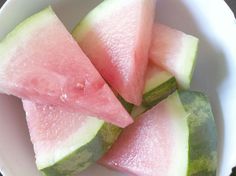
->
(0, 0, 236, 176)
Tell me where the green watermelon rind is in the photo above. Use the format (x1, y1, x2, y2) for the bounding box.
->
(179, 91, 217, 176)
(143, 76, 177, 108)
(40, 122, 121, 176)
(117, 95, 134, 113)
(131, 68, 177, 117)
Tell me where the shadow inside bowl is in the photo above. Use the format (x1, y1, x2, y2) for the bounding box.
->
(51, 0, 103, 31)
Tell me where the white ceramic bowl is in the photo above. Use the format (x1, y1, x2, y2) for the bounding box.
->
(0, 0, 236, 176)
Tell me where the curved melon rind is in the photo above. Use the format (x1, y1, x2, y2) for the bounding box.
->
(179, 91, 217, 176)
(40, 122, 121, 176)
(143, 76, 177, 108)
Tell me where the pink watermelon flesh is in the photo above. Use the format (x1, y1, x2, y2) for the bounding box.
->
(22, 100, 104, 170)
(99, 92, 189, 176)
(0, 7, 132, 127)
(23, 100, 89, 153)
(149, 24, 198, 89)
(73, 0, 156, 105)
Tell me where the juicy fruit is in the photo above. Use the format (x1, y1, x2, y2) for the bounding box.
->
(150, 24, 199, 89)
(22, 100, 122, 176)
(0, 7, 133, 127)
(72, 0, 156, 105)
(179, 91, 217, 176)
(99, 92, 189, 176)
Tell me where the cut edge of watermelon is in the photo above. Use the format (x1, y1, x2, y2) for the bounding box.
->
(176, 35, 199, 89)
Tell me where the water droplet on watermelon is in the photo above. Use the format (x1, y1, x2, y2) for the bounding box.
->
(76, 82, 85, 89)
(60, 94, 68, 102)
(111, 161, 118, 166)
(48, 106, 54, 110)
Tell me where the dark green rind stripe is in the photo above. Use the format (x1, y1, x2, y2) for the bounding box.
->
(142, 77, 177, 108)
(119, 73, 176, 115)
(179, 91, 217, 176)
(117, 95, 133, 113)
(41, 123, 121, 176)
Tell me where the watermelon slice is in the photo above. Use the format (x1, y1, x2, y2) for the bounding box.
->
(150, 24, 199, 89)
(22, 100, 122, 176)
(106, 91, 217, 176)
(72, 0, 157, 105)
(99, 92, 189, 176)
(0, 7, 133, 127)
(179, 91, 217, 175)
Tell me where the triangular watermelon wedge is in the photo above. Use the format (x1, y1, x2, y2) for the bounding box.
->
(0, 7, 133, 127)
(73, 0, 157, 106)
(22, 100, 122, 175)
(99, 92, 189, 176)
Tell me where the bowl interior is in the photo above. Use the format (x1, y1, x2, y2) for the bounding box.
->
(1, 0, 236, 176)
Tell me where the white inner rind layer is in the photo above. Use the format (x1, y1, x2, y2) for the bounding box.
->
(175, 35, 198, 89)
(165, 92, 189, 176)
(144, 68, 173, 94)
(36, 117, 104, 170)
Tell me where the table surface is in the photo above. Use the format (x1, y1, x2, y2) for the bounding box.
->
(0, 0, 236, 176)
